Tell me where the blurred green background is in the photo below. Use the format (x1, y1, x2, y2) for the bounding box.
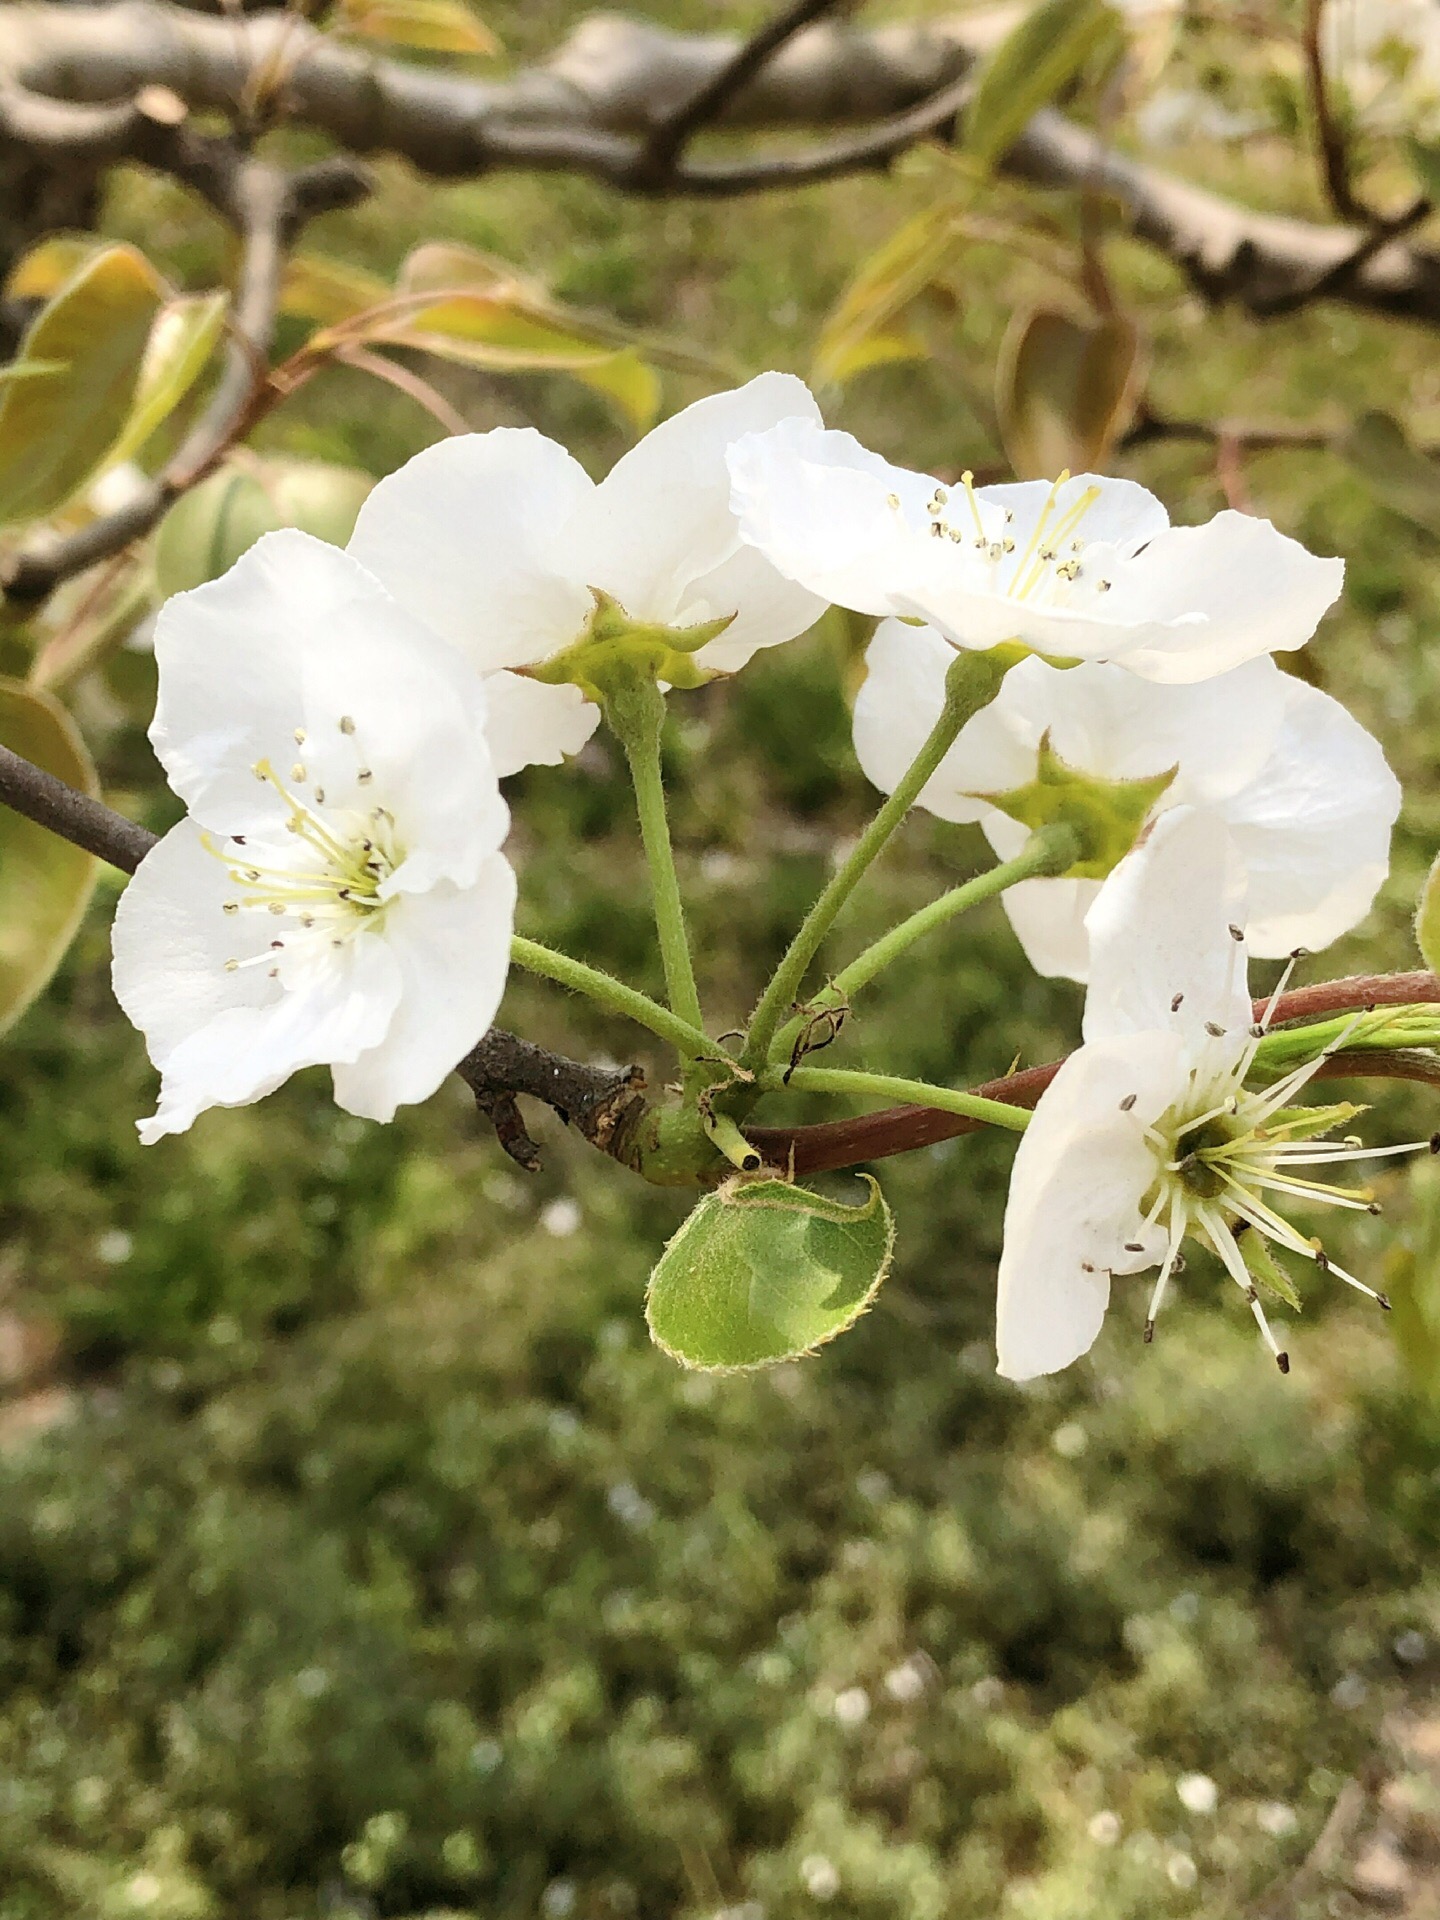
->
(7, 2, 1440, 1914)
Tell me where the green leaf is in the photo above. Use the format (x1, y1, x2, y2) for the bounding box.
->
(153, 460, 373, 599)
(0, 245, 167, 527)
(645, 1175, 895, 1371)
(1338, 409, 1440, 539)
(982, 731, 1175, 879)
(996, 307, 1145, 480)
(963, 0, 1121, 173)
(811, 205, 962, 388)
(281, 253, 392, 326)
(0, 679, 99, 1036)
(1416, 851, 1440, 976)
(1240, 1232, 1302, 1312)
(332, 0, 498, 53)
(3, 234, 102, 302)
(105, 291, 230, 470)
(337, 242, 664, 430)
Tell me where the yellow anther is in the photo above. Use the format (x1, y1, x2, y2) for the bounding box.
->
(339, 715, 356, 734)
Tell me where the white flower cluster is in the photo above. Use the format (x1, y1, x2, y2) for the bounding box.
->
(115, 374, 1412, 1380)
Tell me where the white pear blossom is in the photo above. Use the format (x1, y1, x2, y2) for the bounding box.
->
(112, 530, 515, 1144)
(854, 618, 1400, 979)
(344, 374, 827, 775)
(996, 807, 1428, 1382)
(728, 420, 1343, 683)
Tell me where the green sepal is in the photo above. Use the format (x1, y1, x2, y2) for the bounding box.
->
(979, 731, 1176, 880)
(529, 589, 734, 703)
(1263, 1101, 1367, 1142)
(645, 1174, 895, 1371)
(1240, 1232, 1303, 1313)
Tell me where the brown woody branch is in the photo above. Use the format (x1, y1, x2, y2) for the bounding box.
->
(6, 4, 1440, 327)
(629, 0, 849, 189)
(456, 1030, 648, 1171)
(0, 742, 156, 871)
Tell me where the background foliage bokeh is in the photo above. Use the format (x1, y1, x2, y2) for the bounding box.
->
(6, 2, 1440, 1915)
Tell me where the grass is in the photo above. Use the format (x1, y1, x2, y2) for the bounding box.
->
(5, 6, 1440, 1913)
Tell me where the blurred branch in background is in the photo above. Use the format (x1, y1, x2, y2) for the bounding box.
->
(4, 2, 1440, 327)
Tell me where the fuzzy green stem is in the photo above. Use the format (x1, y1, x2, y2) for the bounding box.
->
(774, 1065, 1033, 1134)
(768, 823, 1078, 1066)
(601, 669, 705, 1034)
(742, 646, 1011, 1070)
(510, 935, 715, 1060)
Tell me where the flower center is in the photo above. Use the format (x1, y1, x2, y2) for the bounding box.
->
(1133, 997, 1434, 1370)
(913, 470, 1112, 601)
(203, 717, 402, 982)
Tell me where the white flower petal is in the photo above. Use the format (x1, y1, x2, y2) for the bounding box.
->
(987, 841, 1103, 983)
(1083, 806, 1251, 1046)
(136, 940, 401, 1144)
(998, 873, 1100, 980)
(1222, 676, 1400, 955)
(684, 535, 826, 672)
(898, 512, 1343, 682)
(331, 854, 516, 1122)
(568, 373, 823, 632)
(151, 531, 504, 864)
(149, 531, 347, 836)
(113, 824, 404, 1143)
(997, 1031, 1187, 1380)
(346, 427, 595, 671)
(112, 819, 278, 1068)
(1009, 655, 1289, 803)
(480, 671, 600, 777)
(729, 418, 941, 617)
(1083, 513, 1345, 682)
(852, 619, 1029, 821)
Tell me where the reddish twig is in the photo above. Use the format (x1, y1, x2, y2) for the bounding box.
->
(750, 973, 1440, 1174)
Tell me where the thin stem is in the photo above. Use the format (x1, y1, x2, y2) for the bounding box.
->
(510, 935, 714, 1060)
(774, 1064, 1033, 1135)
(742, 646, 1009, 1070)
(767, 823, 1078, 1066)
(601, 671, 706, 1034)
